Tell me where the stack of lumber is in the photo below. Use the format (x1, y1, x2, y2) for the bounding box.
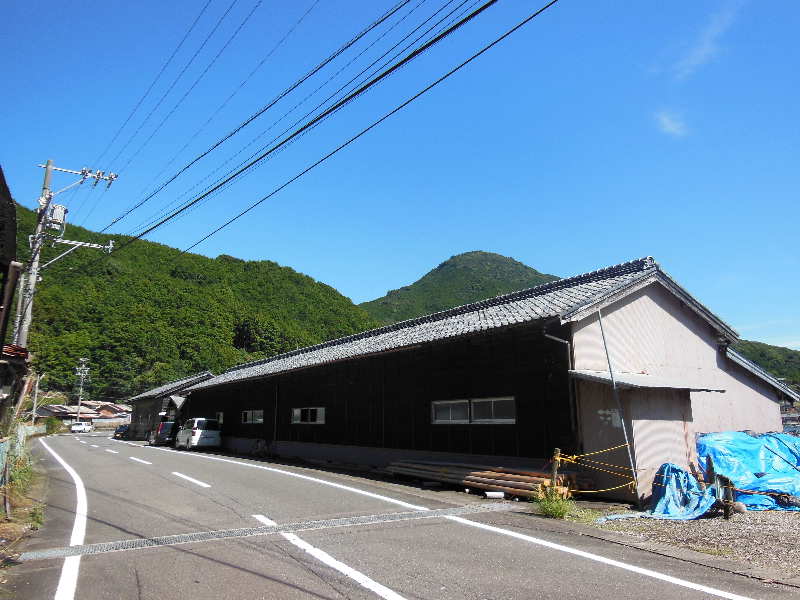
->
(386, 461, 589, 499)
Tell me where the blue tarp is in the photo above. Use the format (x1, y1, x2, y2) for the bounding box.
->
(598, 463, 716, 522)
(696, 432, 800, 511)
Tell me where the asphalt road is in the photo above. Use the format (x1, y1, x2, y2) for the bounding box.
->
(9, 433, 796, 600)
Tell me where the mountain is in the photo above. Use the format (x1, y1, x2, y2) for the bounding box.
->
(733, 340, 800, 394)
(14, 204, 379, 401)
(359, 251, 559, 324)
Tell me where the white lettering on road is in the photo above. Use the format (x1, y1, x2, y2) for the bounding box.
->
(252, 515, 406, 600)
(172, 472, 211, 488)
(129, 457, 152, 465)
(39, 439, 87, 600)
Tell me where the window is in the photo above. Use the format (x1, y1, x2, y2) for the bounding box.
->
(471, 397, 516, 424)
(432, 397, 516, 424)
(431, 400, 469, 424)
(241, 410, 264, 424)
(291, 407, 326, 424)
(215, 411, 224, 425)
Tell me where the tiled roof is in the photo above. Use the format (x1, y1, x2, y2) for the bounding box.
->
(129, 371, 214, 403)
(190, 257, 677, 392)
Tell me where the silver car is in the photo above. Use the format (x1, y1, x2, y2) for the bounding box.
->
(175, 418, 221, 450)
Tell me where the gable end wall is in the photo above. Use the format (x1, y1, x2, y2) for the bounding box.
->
(571, 282, 782, 434)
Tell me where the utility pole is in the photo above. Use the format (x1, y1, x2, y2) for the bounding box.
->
(75, 359, 89, 424)
(31, 373, 45, 425)
(13, 160, 117, 348)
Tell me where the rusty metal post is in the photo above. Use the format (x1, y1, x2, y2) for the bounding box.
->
(552, 448, 561, 489)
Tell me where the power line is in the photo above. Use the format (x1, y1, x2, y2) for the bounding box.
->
(98, 0, 414, 233)
(91, 0, 214, 168)
(135, 0, 321, 201)
(114, 0, 264, 176)
(125, 0, 440, 237)
(106, 0, 240, 173)
(180, 0, 561, 254)
(112, 0, 498, 249)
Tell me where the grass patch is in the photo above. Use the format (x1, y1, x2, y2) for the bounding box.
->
(566, 506, 605, 524)
(43, 417, 64, 435)
(533, 487, 576, 519)
(29, 504, 43, 530)
(8, 453, 34, 497)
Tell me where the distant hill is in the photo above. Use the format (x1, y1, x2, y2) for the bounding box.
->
(733, 339, 800, 394)
(359, 250, 800, 395)
(359, 251, 559, 324)
(15, 204, 379, 401)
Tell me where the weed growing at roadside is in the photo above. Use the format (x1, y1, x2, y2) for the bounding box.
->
(9, 453, 34, 495)
(29, 504, 43, 529)
(43, 417, 64, 435)
(533, 487, 575, 519)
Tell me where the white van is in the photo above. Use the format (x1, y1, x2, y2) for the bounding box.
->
(70, 422, 93, 433)
(175, 418, 221, 450)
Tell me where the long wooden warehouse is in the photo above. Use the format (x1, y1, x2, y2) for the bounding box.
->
(183, 257, 797, 501)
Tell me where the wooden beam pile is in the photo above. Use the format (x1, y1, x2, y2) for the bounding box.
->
(386, 461, 591, 499)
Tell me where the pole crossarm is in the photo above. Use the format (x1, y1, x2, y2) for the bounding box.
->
(13, 159, 118, 347)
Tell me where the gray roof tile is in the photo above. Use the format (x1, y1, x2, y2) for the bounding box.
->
(129, 371, 215, 403)
(189, 257, 663, 392)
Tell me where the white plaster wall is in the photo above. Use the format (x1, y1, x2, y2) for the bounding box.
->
(571, 282, 782, 434)
(575, 380, 636, 501)
(628, 388, 695, 501)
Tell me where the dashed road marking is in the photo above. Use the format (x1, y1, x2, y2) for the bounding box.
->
(172, 472, 211, 488)
(89, 445, 98, 448)
(129, 457, 152, 465)
(105, 449, 118, 454)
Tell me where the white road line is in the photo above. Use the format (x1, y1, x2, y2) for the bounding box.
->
(129, 457, 152, 465)
(172, 472, 211, 488)
(105, 449, 118, 454)
(252, 515, 406, 600)
(78, 441, 86, 445)
(113, 439, 752, 598)
(89, 445, 98, 448)
(157, 443, 757, 598)
(444, 516, 754, 600)
(39, 439, 87, 600)
(128, 442, 427, 511)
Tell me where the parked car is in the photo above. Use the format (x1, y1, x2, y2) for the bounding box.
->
(175, 418, 221, 450)
(113, 424, 129, 439)
(148, 421, 177, 446)
(70, 422, 93, 433)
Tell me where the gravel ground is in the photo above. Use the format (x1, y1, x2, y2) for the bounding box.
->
(596, 509, 800, 580)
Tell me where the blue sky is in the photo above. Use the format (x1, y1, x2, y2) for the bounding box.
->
(2, 1, 798, 348)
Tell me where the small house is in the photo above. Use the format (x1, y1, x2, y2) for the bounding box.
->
(127, 372, 214, 440)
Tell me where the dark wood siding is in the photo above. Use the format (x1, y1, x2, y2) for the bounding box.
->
(187, 322, 576, 458)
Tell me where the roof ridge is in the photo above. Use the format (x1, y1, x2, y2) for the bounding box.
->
(220, 257, 657, 377)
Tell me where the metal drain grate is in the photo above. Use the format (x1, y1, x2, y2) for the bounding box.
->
(21, 502, 513, 561)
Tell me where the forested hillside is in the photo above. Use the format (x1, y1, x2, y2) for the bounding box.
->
(359, 251, 559, 324)
(733, 340, 800, 393)
(15, 204, 379, 401)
